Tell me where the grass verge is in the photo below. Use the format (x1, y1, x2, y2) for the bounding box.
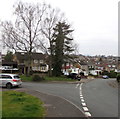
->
(20, 75, 74, 82)
(44, 76, 73, 81)
(2, 91, 45, 117)
(20, 75, 33, 81)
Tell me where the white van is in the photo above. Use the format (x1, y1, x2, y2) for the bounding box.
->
(0, 73, 22, 89)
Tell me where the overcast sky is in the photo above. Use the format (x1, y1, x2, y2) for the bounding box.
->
(0, 0, 119, 56)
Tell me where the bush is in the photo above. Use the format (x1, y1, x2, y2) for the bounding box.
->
(32, 75, 45, 82)
(117, 74, 120, 83)
(102, 70, 109, 75)
(102, 70, 117, 78)
(109, 71, 117, 78)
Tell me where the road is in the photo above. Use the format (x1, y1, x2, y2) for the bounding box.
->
(82, 78, 118, 117)
(23, 78, 118, 117)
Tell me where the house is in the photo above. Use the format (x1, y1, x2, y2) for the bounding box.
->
(117, 57, 120, 72)
(1, 60, 18, 73)
(62, 62, 82, 75)
(62, 55, 89, 76)
(13, 52, 49, 74)
(80, 61, 89, 76)
(0, 52, 18, 73)
(0, 52, 2, 73)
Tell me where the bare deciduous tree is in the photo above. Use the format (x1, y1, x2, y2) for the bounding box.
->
(1, 2, 76, 76)
(41, 5, 65, 76)
(1, 2, 47, 75)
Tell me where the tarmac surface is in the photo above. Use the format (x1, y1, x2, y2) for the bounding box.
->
(2, 87, 87, 118)
(2, 78, 118, 118)
(1, 78, 94, 118)
(20, 88, 87, 117)
(20, 78, 95, 118)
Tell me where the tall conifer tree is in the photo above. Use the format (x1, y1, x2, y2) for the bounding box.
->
(52, 22, 74, 76)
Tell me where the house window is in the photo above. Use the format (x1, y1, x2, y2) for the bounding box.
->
(112, 65, 115, 68)
(66, 63, 69, 66)
(34, 60, 38, 63)
(32, 67, 38, 71)
(39, 60, 43, 64)
(41, 67, 46, 71)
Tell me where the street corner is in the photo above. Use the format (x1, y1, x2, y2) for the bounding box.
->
(107, 80, 118, 88)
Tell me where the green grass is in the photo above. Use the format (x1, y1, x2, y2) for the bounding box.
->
(44, 76, 73, 81)
(20, 75, 73, 82)
(20, 75, 33, 81)
(2, 91, 45, 117)
(20, 74, 76, 82)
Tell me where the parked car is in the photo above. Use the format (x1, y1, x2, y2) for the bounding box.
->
(0, 73, 22, 89)
(102, 75, 109, 79)
(68, 73, 81, 81)
(67, 73, 78, 79)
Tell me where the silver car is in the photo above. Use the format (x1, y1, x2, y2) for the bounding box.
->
(0, 73, 22, 89)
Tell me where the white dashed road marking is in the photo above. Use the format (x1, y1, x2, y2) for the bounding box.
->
(78, 83, 92, 117)
(76, 83, 80, 88)
(82, 103, 86, 106)
(80, 96, 83, 99)
(83, 107, 89, 111)
(81, 99, 85, 102)
(85, 112, 92, 117)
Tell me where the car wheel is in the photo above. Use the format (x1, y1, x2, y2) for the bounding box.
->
(78, 78, 81, 81)
(6, 83, 12, 89)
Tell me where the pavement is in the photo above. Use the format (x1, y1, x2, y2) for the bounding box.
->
(2, 87, 87, 118)
(2, 78, 118, 118)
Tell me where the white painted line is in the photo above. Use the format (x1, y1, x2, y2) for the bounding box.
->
(85, 112, 91, 117)
(80, 96, 83, 99)
(80, 83, 83, 86)
(79, 83, 83, 91)
(80, 91, 82, 94)
(82, 103, 86, 106)
(75, 83, 80, 88)
(81, 99, 85, 102)
(83, 107, 89, 111)
(80, 93, 82, 96)
(79, 83, 92, 117)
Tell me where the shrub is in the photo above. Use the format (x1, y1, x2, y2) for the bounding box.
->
(109, 71, 117, 78)
(117, 74, 120, 83)
(102, 70, 117, 78)
(32, 75, 45, 82)
(102, 70, 109, 75)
